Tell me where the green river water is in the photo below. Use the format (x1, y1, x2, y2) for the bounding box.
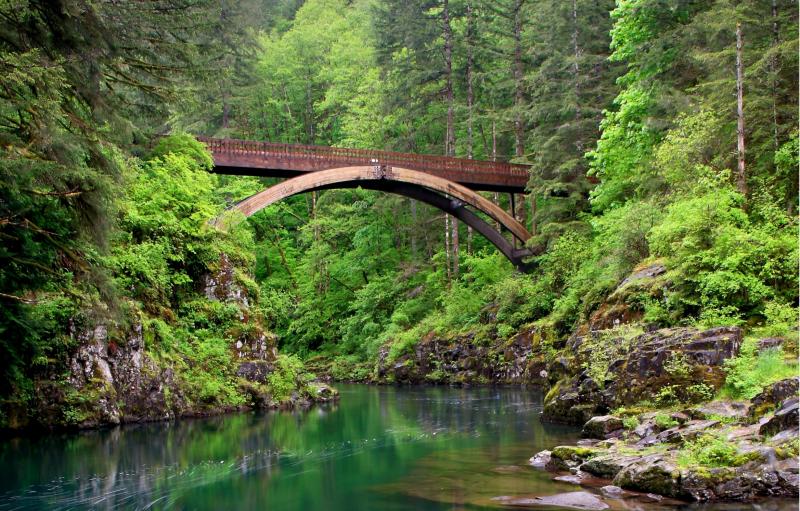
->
(0, 384, 796, 510)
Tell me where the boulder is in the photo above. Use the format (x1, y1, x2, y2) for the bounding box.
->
(547, 446, 598, 471)
(599, 485, 625, 499)
(680, 464, 799, 501)
(749, 377, 799, 418)
(759, 397, 799, 437)
(582, 454, 639, 479)
(657, 420, 720, 444)
(582, 416, 624, 439)
(612, 454, 686, 499)
(757, 337, 785, 353)
(529, 450, 552, 469)
(309, 383, 339, 402)
(693, 401, 748, 420)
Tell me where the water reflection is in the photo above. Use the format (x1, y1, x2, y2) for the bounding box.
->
(1, 385, 793, 510)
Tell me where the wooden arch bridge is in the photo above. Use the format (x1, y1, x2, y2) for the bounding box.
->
(200, 137, 533, 270)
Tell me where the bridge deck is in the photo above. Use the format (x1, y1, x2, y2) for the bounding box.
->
(199, 137, 529, 192)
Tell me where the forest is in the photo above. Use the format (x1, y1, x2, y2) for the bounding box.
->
(0, 0, 798, 430)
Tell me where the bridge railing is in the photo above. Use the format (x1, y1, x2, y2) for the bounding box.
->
(198, 137, 529, 183)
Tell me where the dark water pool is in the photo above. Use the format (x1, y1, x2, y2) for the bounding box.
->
(0, 384, 796, 510)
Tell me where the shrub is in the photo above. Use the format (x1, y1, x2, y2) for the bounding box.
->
(266, 354, 308, 402)
(722, 337, 798, 399)
(677, 434, 758, 468)
(654, 413, 678, 429)
(622, 416, 640, 430)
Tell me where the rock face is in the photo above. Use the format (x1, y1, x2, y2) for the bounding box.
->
(543, 326, 742, 425)
(20, 254, 330, 430)
(377, 326, 558, 385)
(60, 322, 189, 427)
(749, 377, 799, 418)
(584, 262, 667, 332)
(203, 253, 249, 308)
(759, 397, 799, 436)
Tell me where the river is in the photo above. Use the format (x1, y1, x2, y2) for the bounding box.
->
(0, 385, 795, 510)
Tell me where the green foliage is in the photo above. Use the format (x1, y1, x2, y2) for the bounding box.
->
(722, 338, 798, 400)
(622, 416, 640, 430)
(677, 433, 760, 469)
(579, 325, 642, 388)
(648, 176, 797, 325)
(267, 354, 308, 403)
(654, 413, 678, 430)
(150, 134, 214, 170)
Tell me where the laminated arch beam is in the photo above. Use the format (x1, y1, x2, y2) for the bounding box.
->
(229, 166, 533, 270)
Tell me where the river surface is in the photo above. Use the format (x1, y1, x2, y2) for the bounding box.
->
(0, 384, 796, 510)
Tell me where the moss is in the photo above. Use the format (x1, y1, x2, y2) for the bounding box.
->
(544, 379, 563, 403)
(552, 445, 599, 462)
(677, 434, 763, 469)
(773, 438, 800, 460)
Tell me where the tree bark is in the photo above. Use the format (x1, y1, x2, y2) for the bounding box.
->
(735, 22, 748, 198)
(572, 0, 582, 152)
(466, 2, 475, 160)
(770, 0, 779, 150)
(445, 214, 452, 282)
(222, 91, 230, 129)
(466, 1, 474, 255)
(452, 213, 459, 278)
(443, 0, 456, 157)
(513, 0, 525, 159)
(410, 199, 417, 259)
(443, 0, 458, 277)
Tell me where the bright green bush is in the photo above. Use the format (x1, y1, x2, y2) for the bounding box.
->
(722, 337, 798, 399)
(677, 434, 758, 468)
(267, 354, 307, 402)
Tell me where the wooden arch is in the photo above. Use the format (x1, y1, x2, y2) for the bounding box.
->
(228, 166, 533, 270)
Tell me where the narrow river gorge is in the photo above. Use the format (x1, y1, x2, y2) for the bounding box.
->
(0, 385, 796, 510)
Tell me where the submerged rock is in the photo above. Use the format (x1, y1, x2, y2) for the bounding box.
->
(492, 491, 609, 510)
(529, 450, 552, 468)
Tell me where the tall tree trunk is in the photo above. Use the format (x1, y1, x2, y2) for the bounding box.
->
(513, 0, 532, 237)
(445, 214, 452, 282)
(444, 0, 456, 157)
(770, 0, 779, 150)
(312, 191, 320, 242)
(222, 91, 230, 129)
(306, 79, 314, 144)
(410, 199, 417, 259)
(513, 0, 525, 159)
(735, 22, 748, 199)
(466, 2, 475, 160)
(571, 0, 582, 152)
(443, 0, 458, 277)
(466, 1, 474, 255)
(451, 213, 459, 278)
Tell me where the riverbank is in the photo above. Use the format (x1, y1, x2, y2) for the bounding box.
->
(301, 262, 799, 504)
(530, 377, 798, 502)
